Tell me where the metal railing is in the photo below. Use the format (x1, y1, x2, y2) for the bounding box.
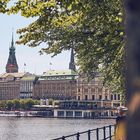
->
(52, 125, 115, 140)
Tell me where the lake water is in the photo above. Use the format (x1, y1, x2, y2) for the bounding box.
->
(0, 117, 115, 140)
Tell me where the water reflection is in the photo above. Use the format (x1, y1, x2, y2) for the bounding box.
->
(0, 117, 115, 140)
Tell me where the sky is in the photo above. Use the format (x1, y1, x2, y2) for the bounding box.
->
(0, 14, 71, 75)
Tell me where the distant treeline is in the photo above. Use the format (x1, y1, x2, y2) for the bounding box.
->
(0, 99, 40, 111)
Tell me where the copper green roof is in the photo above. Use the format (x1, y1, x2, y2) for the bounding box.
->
(39, 70, 78, 80)
(43, 70, 78, 76)
(20, 75, 36, 81)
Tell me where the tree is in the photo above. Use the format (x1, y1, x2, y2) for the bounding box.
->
(13, 99, 20, 110)
(0, 0, 124, 94)
(24, 99, 35, 110)
(0, 100, 6, 110)
(6, 100, 14, 110)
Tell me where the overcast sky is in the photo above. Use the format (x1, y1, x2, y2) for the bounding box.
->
(0, 14, 71, 74)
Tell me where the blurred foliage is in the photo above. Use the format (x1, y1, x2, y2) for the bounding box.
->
(0, 99, 40, 110)
(0, 0, 125, 94)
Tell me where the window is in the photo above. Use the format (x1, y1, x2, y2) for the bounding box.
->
(85, 95, 88, 100)
(78, 96, 80, 100)
(114, 94, 117, 100)
(66, 111, 73, 117)
(92, 95, 95, 100)
(99, 95, 102, 100)
(84, 88, 88, 92)
(75, 111, 82, 117)
(78, 89, 80, 92)
(98, 88, 102, 93)
(118, 94, 120, 100)
(91, 88, 95, 92)
(105, 96, 108, 100)
(58, 111, 64, 117)
(111, 95, 113, 100)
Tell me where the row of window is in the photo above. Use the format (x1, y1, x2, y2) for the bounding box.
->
(58, 111, 82, 117)
(78, 88, 109, 93)
(78, 94, 121, 101)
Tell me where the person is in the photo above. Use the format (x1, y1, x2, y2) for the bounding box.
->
(115, 107, 127, 140)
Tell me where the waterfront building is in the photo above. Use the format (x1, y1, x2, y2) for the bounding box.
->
(33, 70, 78, 100)
(76, 74, 122, 108)
(33, 48, 78, 100)
(6, 33, 18, 73)
(0, 73, 20, 100)
(53, 100, 115, 118)
(0, 72, 34, 100)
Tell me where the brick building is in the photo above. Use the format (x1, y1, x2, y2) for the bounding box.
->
(33, 70, 78, 100)
(76, 74, 122, 107)
(0, 74, 20, 100)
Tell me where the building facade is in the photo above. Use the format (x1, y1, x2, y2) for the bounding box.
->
(0, 72, 34, 100)
(76, 74, 122, 107)
(33, 70, 78, 100)
(0, 74, 20, 100)
(20, 75, 36, 98)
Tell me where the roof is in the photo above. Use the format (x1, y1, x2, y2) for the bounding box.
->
(0, 72, 33, 79)
(43, 69, 78, 76)
(20, 75, 36, 81)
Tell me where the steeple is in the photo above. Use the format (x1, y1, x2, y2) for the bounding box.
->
(6, 32, 18, 73)
(69, 48, 76, 71)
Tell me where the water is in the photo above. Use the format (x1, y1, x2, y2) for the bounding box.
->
(0, 117, 115, 140)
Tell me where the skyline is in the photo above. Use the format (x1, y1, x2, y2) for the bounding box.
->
(0, 14, 71, 74)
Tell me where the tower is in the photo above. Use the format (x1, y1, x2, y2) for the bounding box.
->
(6, 33, 18, 73)
(69, 48, 76, 71)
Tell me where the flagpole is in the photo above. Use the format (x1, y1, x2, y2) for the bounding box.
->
(24, 63, 26, 73)
(49, 62, 52, 70)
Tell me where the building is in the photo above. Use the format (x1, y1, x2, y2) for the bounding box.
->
(76, 74, 122, 108)
(53, 100, 116, 118)
(33, 48, 78, 100)
(20, 75, 36, 98)
(0, 72, 34, 100)
(33, 70, 78, 100)
(6, 33, 18, 73)
(0, 73, 20, 100)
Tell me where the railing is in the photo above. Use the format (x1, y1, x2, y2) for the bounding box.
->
(52, 125, 115, 140)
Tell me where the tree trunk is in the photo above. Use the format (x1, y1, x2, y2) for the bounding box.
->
(125, 0, 140, 140)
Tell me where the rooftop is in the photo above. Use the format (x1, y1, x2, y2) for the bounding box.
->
(43, 69, 78, 76)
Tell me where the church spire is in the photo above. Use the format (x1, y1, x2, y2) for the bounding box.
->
(69, 48, 76, 71)
(11, 31, 14, 48)
(6, 32, 18, 73)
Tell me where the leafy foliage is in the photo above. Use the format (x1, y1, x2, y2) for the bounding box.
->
(0, 99, 40, 111)
(0, 0, 124, 94)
